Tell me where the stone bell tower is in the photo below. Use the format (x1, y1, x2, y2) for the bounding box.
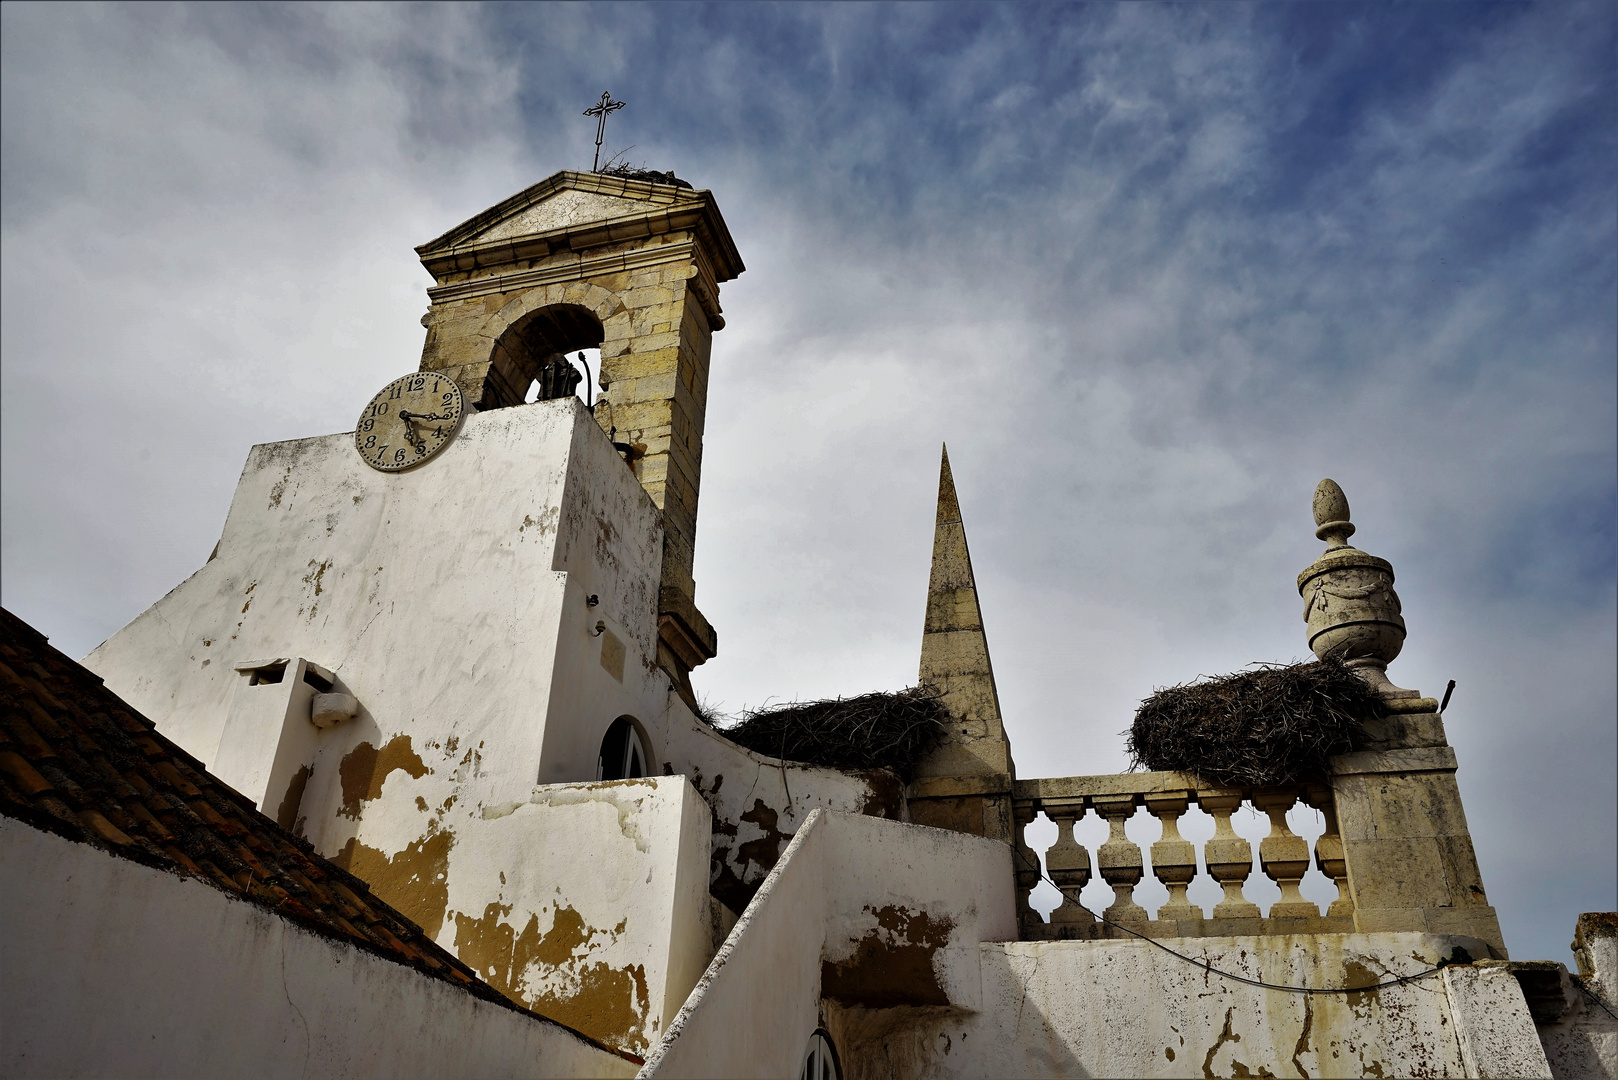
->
(412, 171, 744, 697)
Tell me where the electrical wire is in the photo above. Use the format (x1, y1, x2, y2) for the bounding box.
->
(1017, 849, 1446, 995)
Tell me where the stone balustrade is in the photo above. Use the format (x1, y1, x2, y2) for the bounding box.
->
(1012, 772, 1356, 941)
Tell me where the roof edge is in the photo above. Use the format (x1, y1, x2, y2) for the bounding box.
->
(416, 169, 744, 283)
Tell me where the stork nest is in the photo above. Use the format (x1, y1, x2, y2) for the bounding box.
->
(1125, 658, 1383, 787)
(720, 686, 949, 782)
(596, 161, 693, 189)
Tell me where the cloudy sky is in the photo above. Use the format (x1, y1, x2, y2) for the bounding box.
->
(3, 2, 1612, 964)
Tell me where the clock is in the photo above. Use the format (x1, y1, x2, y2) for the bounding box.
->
(354, 372, 465, 472)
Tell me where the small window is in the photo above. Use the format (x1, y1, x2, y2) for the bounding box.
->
(596, 717, 647, 781)
(801, 1031, 839, 1080)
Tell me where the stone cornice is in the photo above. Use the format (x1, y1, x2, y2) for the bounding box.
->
(426, 239, 705, 306)
(416, 170, 744, 285)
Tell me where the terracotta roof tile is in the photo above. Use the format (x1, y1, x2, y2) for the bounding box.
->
(0, 606, 649, 1067)
(0, 607, 497, 1003)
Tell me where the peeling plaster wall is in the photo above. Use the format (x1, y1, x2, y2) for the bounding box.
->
(827, 934, 1551, 1080)
(1538, 913, 1618, 1079)
(677, 719, 905, 914)
(79, 400, 695, 1048)
(443, 777, 716, 1054)
(0, 817, 635, 1080)
(641, 810, 1017, 1080)
(85, 397, 665, 799)
(643, 808, 1553, 1080)
(78, 393, 916, 1054)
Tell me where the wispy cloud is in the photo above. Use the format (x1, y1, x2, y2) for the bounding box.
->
(3, 1, 1611, 962)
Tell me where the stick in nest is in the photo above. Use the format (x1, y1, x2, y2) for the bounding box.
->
(720, 686, 949, 783)
(1125, 657, 1384, 788)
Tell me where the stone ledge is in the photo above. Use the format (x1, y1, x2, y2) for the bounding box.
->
(1023, 914, 1359, 941)
(657, 586, 716, 664)
(426, 240, 701, 306)
(909, 774, 1013, 800)
(1330, 745, 1457, 776)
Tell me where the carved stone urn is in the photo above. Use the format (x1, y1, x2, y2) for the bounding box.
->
(1297, 479, 1418, 701)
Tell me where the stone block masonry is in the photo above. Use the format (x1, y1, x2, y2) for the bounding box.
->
(412, 171, 744, 700)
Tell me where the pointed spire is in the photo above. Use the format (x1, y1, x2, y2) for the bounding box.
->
(936, 444, 962, 526)
(915, 445, 1015, 790)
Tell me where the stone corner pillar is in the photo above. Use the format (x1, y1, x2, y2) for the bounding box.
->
(1329, 745, 1506, 957)
(1302, 478, 1506, 957)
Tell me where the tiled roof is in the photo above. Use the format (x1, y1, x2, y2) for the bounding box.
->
(0, 606, 497, 1002)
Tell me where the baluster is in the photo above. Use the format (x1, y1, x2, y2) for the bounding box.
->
(1253, 790, 1319, 918)
(1145, 792, 1201, 922)
(1012, 800, 1044, 938)
(1200, 793, 1261, 919)
(1093, 795, 1148, 926)
(1043, 801, 1095, 938)
(1304, 785, 1354, 917)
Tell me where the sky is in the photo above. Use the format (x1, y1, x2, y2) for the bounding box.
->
(2, 2, 1613, 967)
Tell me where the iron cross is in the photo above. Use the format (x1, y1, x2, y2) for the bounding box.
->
(584, 91, 626, 172)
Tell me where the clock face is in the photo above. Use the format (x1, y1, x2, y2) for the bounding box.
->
(354, 372, 465, 472)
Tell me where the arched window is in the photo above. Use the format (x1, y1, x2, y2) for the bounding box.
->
(482, 303, 603, 410)
(596, 717, 648, 781)
(801, 1031, 839, 1080)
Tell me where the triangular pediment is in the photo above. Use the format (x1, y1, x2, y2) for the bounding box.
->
(477, 187, 653, 243)
(417, 170, 707, 255)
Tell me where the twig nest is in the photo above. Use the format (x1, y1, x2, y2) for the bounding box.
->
(720, 686, 948, 782)
(1125, 658, 1382, 787)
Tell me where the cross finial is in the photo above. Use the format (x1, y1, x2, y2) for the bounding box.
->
(583, 90, 626, 172)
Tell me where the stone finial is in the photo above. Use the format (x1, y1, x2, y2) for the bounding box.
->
(1313, 478, 1356, 549)
(1297, 479, 1431, 707)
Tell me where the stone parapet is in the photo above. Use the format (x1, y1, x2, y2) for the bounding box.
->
(1013, 734, 1505, 958)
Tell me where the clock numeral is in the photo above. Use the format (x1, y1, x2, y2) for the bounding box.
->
(359, 377, 461, 470)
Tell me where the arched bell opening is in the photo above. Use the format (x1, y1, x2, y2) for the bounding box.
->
(481, 303, 603, 410)
(596, 716, 651, 782)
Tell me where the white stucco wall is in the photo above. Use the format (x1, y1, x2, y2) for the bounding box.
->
(641, 805, 1553, 1080)
(1444, 963, 1555, 1079)
(85, 397, 666, 801)
(640, 810, 1017, 1080)
(76, 395, 914, 1050)
(678, 719, 903, 913)
(76, 399, 724, 1049)
(897, 934, 1548, 1079)
(0, 817, 634, 1080)
(441, 776, 718, 1053)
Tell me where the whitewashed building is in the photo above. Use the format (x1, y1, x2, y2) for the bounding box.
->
(3, 170, 1612, 1079)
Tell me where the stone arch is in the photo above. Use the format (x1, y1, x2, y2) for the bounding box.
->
(474, 283, 628, 410)
(481, 302, 603, 410)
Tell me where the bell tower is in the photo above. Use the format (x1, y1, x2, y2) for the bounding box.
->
(412, 171, 744, 698)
